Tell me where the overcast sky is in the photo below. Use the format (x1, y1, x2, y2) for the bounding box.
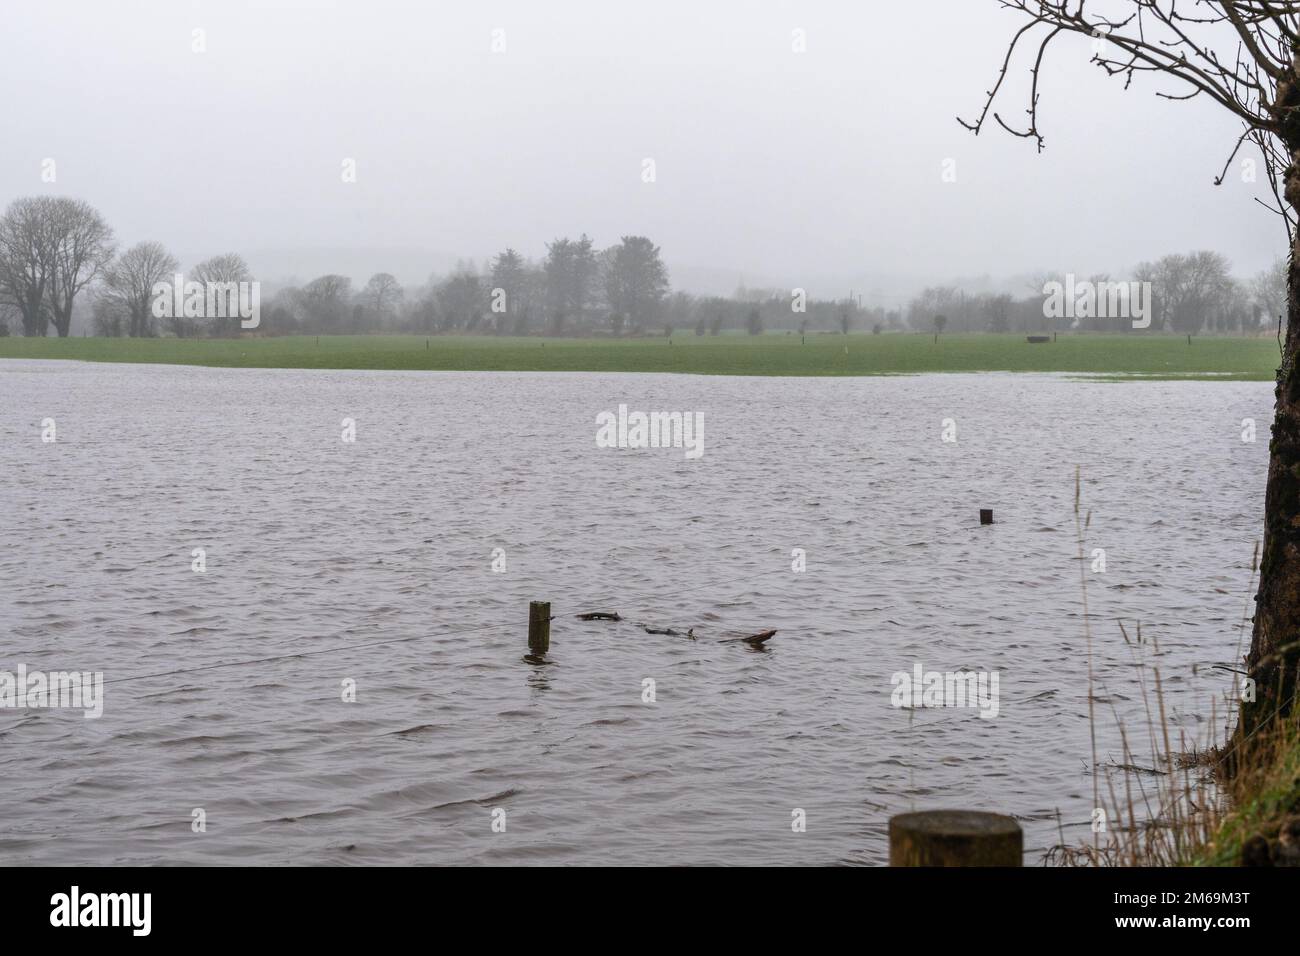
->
(0, 0, 1283, 302)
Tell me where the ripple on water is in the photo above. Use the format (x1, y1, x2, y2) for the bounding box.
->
(0, 363, 1271, 864)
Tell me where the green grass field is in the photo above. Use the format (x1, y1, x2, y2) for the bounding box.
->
(0, 333, 1281, 380)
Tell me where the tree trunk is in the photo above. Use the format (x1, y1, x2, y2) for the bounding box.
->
(1242, 243, 1300, 741)
(20, 292, 45, 336)
(52, 304, 72, 337)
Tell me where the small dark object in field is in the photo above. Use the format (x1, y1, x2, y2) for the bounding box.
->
(577, 611, 621, 621)
(1027, 335, 1050, 343)
(722, 629, 777, 646)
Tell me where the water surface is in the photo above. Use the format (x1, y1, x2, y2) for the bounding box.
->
(0, 360, 1270, 864)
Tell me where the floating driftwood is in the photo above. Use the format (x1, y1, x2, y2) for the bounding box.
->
(564, 607, 770, 647)
(720, 629, 777, 646)
(641, 624, 694, 639)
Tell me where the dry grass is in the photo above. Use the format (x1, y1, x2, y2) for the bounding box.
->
(1194, 708, 1300, 866)
(1045, 474, 1300, 867)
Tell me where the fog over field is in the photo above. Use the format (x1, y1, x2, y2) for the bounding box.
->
(0, 0, 1281, 301)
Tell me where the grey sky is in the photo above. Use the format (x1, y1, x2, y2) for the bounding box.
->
(0, 0, 1282, 302)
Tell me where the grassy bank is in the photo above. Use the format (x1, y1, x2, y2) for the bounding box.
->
(1071, 694, 1300, 866)
(0, 332, 1281, 379)
(1193, 717, 1300, 866)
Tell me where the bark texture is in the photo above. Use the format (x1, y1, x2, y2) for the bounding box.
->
(1244, 238, 1300, 738)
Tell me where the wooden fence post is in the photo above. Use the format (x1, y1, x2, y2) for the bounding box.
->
(889, 810, 1022, 866)
(528, 601, 551, 654)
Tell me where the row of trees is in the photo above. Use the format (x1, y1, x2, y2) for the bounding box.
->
(905, 252, 1288, 336)
(264, 235, 671, 337)
(0, 199, 686, 338)
(0, 194, 1060, 340)
(6, 197, 1278, 341)
(249, 243, 890, 339)
(0, 197, 252, 338)
(215, 246, 1296, 339)
(95, 249, 253, 338)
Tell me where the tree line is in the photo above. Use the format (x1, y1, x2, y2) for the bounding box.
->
(272, 235, 672, 338)
(0, 195, 945, 340)
(906, 251, 1288, 336)
(254, 242, 878, 338)
(0, 196, 255, 339)
(5, 196, 1276, 340)
(0, 197, 721, 338)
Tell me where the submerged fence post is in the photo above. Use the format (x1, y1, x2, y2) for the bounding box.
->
(528, 601, 551, 654)
(889, 810, 1022, 866)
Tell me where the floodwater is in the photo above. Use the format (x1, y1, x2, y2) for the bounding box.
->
(0, 360, 1271, 864)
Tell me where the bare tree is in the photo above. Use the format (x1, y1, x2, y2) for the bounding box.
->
(1222, 276, 1254, 332)
(90, 292, 128, 337)
(301, 274, 352, 332)
(45, 198, 114, 337)
(1252, 254, 1289, 328)
(191, 253, 253, 337)
(361, 272, 403, 329)
(0, 196, 55, 336)
(908, 286, 961, 330)
(1156, 251, 1235, 334)
(1133, 260, 1167, 330)
(965, 2, 1300, 736)
(267, 286, 308, 334)
(983, 292, 1014, 333)
(101, 241, 179, 338)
